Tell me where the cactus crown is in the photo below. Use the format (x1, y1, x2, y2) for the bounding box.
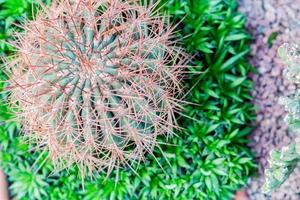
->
(263, 43, 300, 193)
(4, 0, 186, 176)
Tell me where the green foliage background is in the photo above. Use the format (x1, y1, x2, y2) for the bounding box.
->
(0, 0, 256, 199)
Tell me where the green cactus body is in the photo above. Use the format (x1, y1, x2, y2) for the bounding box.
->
(6, 0, 186, 175)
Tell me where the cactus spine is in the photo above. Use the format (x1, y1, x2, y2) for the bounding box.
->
(4, 0, 186, 176)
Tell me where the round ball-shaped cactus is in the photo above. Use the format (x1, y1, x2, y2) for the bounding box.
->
(5, 0, 186, 175)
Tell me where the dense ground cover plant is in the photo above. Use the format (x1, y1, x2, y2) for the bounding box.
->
(0, 0, 256, 199)
(0, 0, 31, 55)
(263, 43, 300, 193)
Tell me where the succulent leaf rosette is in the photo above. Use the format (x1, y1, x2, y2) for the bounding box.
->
(263, 43, 300, 193)
(3, 0, 186, 176)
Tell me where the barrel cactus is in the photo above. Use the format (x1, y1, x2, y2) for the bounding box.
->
(4, 0, 186, 176)
(263, 43, 300, 193)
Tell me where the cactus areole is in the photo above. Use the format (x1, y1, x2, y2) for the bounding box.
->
(5, 0, 186, 175)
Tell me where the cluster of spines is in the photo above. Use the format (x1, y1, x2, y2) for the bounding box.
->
(3, 0, 187, 177)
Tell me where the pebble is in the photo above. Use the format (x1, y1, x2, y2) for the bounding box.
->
(271, 67, 281, 77)
(266, 12, 276, 23)
(258, 66, 268, 74)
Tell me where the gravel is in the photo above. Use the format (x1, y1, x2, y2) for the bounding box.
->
(238, 0, 300, 199)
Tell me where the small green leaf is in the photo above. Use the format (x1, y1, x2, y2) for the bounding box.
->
(238, 157, 252, 164)
(207, 124, 219, 133)
(225, 33, 249, 41)
(219, 50, 249, 71)
(205, 88, 219, 98)
(229, 129, 239, 139)
(205, 176, 212, 191)
(213, 168, 227, 176)
(267, 32, 278, 47)
(178, 156, 190, 168)
(212, 158, 225, 165)
(230, 77, 246, 87)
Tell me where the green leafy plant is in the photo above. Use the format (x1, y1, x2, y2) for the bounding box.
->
(155, 1, 256, 199)
(0, 0, 45, 55)
(263, 43, 300, 193)
(0, 0, 256, 199)
(267, 32, 279, 48)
